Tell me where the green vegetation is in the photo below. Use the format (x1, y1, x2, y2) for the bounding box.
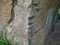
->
(0, 33, 12, 45)
(57, 8, 60, 19)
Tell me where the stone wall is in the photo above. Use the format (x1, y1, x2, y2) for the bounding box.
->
(0, 0, 58, 45)
(0, 0, 12, 25)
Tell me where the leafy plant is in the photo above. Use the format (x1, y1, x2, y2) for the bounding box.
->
(0, 33, 12, 45)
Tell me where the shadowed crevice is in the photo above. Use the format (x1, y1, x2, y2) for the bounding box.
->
(7, 0, 18, 24)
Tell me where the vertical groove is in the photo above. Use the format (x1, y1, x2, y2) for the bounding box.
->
(7, 0, 18, 24)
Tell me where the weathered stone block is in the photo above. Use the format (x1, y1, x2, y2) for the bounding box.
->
(0, 0, 12, 25)
(0, 0, 58, 45)
(6, 0, 58, 45)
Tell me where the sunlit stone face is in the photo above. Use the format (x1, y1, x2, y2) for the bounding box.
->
(0, 0, 12, 25)
(0, 0, 58, 45)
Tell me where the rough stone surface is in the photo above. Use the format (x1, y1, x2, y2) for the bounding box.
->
(45, 20, 60, 45)
(0, 0, 58, 45)
(0, 0, 12, 25)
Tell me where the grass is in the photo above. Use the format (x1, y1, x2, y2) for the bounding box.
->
(0, 33, 12, 45)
